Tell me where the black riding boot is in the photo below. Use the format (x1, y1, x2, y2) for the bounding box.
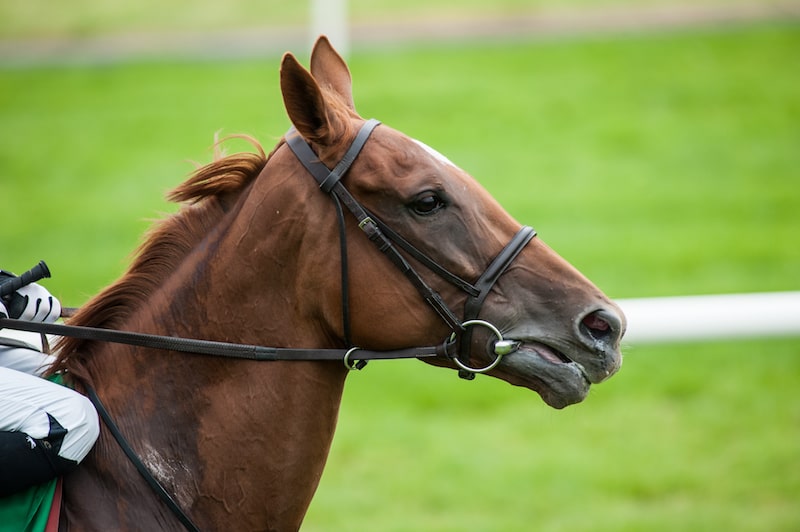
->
(0, 414, 79, 497)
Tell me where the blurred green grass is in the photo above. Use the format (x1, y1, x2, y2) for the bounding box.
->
(307, 338, 799, 531)
(2, 24, 797, 301)
(1, 21, 798, 531)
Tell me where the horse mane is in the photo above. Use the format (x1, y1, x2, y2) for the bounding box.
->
(50, 136, 272, 378)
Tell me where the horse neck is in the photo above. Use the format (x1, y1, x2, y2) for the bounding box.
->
(69, 169, 350, 530)
(71, 353, 348, 530)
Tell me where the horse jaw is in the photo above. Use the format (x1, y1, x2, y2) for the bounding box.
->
(492, 349, 594, 409)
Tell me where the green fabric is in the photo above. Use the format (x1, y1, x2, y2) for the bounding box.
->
(0, 373, 66, 532)
(0, 480, 57, 532)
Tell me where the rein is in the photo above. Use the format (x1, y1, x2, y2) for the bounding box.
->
(0, 318, 453, 364)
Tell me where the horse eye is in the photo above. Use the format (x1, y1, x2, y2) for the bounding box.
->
(411, 192, 445, 215)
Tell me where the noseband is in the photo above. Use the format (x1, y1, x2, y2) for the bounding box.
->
(285, 119, 536, 379)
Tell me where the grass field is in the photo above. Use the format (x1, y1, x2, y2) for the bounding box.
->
(1, 19, 798, 532)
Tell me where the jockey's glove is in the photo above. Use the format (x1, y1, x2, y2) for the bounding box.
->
(0, 270, 61, 323)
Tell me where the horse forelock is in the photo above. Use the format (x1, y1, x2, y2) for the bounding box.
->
(50, 139, 274, 379)
(314, 87, 360, 151)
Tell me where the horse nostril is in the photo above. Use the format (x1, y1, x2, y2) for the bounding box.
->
(583, 312, 610, 340)
(579, 309, 621, 345)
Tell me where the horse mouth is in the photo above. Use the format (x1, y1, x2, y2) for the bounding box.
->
(495, 340, 593, 409)
(521, 341, 576, 366)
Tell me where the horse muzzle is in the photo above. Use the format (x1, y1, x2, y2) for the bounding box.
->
(490, 304, 625, 409)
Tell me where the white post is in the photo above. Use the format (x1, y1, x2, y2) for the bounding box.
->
(310, 0, 349, 57)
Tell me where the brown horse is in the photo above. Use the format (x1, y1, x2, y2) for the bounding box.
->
(50, 37, 625, 530)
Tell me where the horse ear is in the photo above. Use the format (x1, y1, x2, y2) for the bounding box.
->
(280, 52, 333, 144)
(310, 35, 355, 111)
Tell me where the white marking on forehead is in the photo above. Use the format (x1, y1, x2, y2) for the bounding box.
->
(411, 138, 458, 169)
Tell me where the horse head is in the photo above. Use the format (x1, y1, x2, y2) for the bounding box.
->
(279, 37, 626, 408)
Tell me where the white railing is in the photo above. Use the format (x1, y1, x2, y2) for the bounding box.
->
(617, 291, 800, 344)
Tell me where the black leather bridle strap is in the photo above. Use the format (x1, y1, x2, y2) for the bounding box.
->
(324, 119, 382, 193)
(0, 318, 453, 361)
(285, 120, 465, 334)
(284, 119, 539, 371)
(366, 213, 481, 297)
(457, 225, 536, 377)
(284, 119, 381, 194)
(331, 194, 352, 346)
(462, 225, 537, 323)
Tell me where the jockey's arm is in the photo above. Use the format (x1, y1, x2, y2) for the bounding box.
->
(0, 271, 99, 497)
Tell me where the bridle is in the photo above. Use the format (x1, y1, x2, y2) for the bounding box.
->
(285, 118, 536, 379)
(0, 119, 536, 377)
(0, 118, 537, 532)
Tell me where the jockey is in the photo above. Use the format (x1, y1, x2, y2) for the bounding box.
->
(0, 274, 99, 497)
